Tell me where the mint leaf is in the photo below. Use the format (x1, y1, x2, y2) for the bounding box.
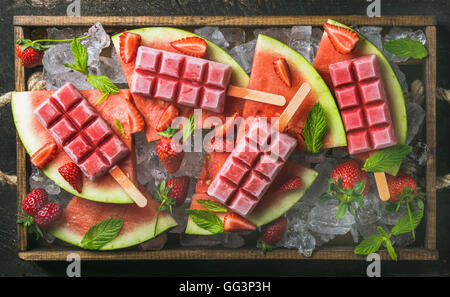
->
(114, 118, 128, 139)
(303, 102, 327, 153)
(354, 233, 385, 255)
(80, 218, 124, 250)
(391, 208, 423, 236)
(385, 238, 398, 261)
(64, 38, 89, 75)
(156, 127, 178, 138)
(86, 75, 120, 95)
(363, 144, 412, 172)
(182, 114, 196, 143)
(197, 199, 228, 213)
(185, 209, 223, 234)
(384, 38, 428, 59)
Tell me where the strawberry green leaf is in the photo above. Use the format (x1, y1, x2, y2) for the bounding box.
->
(384, 38, 428, 59)
(385, 238, 398, 261)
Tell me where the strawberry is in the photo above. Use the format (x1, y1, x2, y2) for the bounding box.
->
(223, 213, 256, 232)
(215, 112, 239, 138)
(321, 159, 369, 219)
(330, 159, 369, 195)
(276, 176, 303, 193)
(386, 172, 419, 203)
(30, 141, 58, 169)
(156, 137, 184, 174)
(273, 57, 292, 88)
(156, 104, 179, 132)
(260, 216, 287, 255)
(33, 202, 63, 229)
(119, 32, 141, 63)
(58, 162, 83, 193)
(15, 43, 45, 68)
(126, 99, 145, 134)
(323, 23, 360, 54)
(166, 176, 190, 206)
(170, 37, 207, 58)
(22, 188, 48, 217)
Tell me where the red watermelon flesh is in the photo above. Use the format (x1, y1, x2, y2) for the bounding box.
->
(13, 89, 138, 203)
(112, 29, 249, 143)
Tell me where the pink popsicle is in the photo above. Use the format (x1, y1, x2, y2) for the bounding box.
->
(329, 54, 397, 155)
(34, 82, 129, 181)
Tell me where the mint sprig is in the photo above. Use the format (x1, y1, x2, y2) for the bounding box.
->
(320, 177, 366, 219)
(80, 218, 124, 250)
(384, 38, 428, 59)
(185, 209, 224, 234)
(197, 199, 228, 213)
(303, 102, 327, 153)
(363, 144, 412, 172)
(354, 208, 423, 261)
(64, 37, 119, 104)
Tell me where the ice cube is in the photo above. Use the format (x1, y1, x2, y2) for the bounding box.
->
(408, 141, 429, 166)
(220, 28, 246, 48)
(307, 200, 356, 235)
(406, 102, 425, 144)
(356, 26, 383, 51)
(194, 26, 229, 50)
(253, 28, 292, 44)
(229, 39, 257, 74)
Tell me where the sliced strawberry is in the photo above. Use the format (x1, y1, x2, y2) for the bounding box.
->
(58, 162, 83, 193)
(30, 141, 58, 169)
(276, 176, 303, 193)
(170, 37, 207, 58)
(323, 23, 359, 54)
(215, 112, 239, 138)
(273, 57, 292, 88)
(119, 32, 141, 63)
(223, 213, 256, 232)
(156, 104, 179, 132)
(126, 99, 145, 134)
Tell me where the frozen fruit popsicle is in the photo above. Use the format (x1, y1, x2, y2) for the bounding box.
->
(329, 54, 397, 155)
(34, 82, 147, 207)
(207, 83, 312, 217)
(329, 54, 396, 201)
(130, 46, 286, 114)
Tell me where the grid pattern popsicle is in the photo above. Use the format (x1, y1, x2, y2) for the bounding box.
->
(207, 118, 297, 217)
(131, 46, 231, 114)
(33, 83, 129, 180)
(329, 54, 397, 155)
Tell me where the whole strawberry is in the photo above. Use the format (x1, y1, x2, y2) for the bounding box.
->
(157, 137, 184, 174)
(22, 188, 48, 217)
(321, 159, 369, 218)
(15, 43, 45, 68)
(33, 202, 63, 229)
(166, 176, 190, 206)
(386, 172, 419, 203)
(58, 162, 83, 193)
(260, 216, 288, 255)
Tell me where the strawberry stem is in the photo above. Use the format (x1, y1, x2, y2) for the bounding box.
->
(406, 201, 415, 240)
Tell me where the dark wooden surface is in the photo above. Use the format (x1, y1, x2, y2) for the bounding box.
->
(1, 0, 449, 276)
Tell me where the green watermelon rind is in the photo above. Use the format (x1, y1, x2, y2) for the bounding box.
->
(252, 34, 348, 149)
(185, 165, 319, 235)
(111, 27, 249, 88)
(326, 19, 407, 175)
(49, 212, 177, 250)
(11, 91, 134, 204)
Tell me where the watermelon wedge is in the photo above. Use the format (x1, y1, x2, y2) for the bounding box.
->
(111, 27, 250, 143)
(185, 157, 318, 235)
(12, 90, 137, 204)
(243, 34, 347, 150)
(50, 190, 177, 250)
(313, 19, 407, 175)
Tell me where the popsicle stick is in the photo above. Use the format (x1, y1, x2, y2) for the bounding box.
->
(374, 171, 390, 201)
(274, 82, 312, 132)
(227, 85, 286, 106)
(109, 166, 148, 207)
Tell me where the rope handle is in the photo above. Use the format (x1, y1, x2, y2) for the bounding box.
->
(0, 75, 450, 189)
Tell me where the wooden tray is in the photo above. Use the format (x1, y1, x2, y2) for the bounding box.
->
(14, 15, 438, 261)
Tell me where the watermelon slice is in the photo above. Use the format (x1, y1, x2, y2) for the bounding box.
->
(243, 34, 347, 150)
(50, 190, 177, 250)
(313, 19, 407, 175)
(12, 89, 138, 204)
(111, 27, 250, 143)
(185, 157, 318, 235)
